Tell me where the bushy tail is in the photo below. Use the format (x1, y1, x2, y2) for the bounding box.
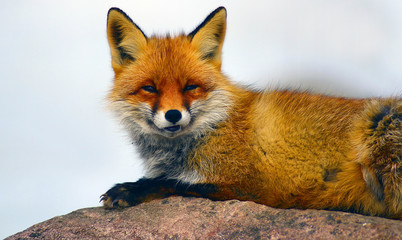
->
(352, 99, 401, 218)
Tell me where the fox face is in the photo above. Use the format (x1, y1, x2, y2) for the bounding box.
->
(107, 8, 233, 140)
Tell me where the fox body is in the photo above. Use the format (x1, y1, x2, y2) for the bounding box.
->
(102, 7, 402, 219)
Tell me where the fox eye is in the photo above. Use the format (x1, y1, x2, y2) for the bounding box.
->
(142, 85, 158, 93)
(184, 85, 199, 91)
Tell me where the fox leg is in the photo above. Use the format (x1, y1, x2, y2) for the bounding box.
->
(353, 100, 401, 218)
(101, 176, 219, 208)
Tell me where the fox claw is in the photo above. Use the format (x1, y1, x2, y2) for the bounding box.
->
(99, 194, 107, 203)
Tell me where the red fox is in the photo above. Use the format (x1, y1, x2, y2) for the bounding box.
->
(101, 7, 402, 219)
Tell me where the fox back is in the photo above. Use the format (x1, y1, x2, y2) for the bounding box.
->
(103, 7, 402, 219)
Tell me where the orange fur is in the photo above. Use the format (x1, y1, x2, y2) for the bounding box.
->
(103, 7, 401, 219)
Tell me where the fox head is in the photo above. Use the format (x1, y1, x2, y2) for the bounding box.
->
(107, 7, 234, 139)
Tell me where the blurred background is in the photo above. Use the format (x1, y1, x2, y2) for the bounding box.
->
(1, 0, 401, 238)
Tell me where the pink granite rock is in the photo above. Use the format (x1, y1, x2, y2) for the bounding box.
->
(7, 196, 401, 239)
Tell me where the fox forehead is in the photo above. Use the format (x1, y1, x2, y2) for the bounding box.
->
(115, 36, 216, 92)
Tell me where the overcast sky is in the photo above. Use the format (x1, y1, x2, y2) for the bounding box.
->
(1, 0, 401, 238)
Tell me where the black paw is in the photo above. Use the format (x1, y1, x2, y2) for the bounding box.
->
(100, 178, 219, 209)
(100, 177, 178, 208)
(100, 182, 138, 208)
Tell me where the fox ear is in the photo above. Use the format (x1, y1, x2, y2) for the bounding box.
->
(107, 8, 147, 73)
(188, 7, 227, 68)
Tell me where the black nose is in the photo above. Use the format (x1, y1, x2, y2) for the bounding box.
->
(165, 110, 182, 124)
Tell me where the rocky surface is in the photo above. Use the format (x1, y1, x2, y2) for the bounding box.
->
(7, 196, 402, 239)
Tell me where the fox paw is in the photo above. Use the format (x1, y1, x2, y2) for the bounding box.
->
(100, 183, 137, 208)
(100, 178, 178, 209)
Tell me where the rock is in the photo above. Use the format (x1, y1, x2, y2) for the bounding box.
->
(6, 196, 402, 239)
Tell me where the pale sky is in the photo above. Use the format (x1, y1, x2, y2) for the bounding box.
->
(1, 0, 401, 238)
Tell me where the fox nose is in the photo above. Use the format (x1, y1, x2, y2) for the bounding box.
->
(165, 109, 182, 124)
